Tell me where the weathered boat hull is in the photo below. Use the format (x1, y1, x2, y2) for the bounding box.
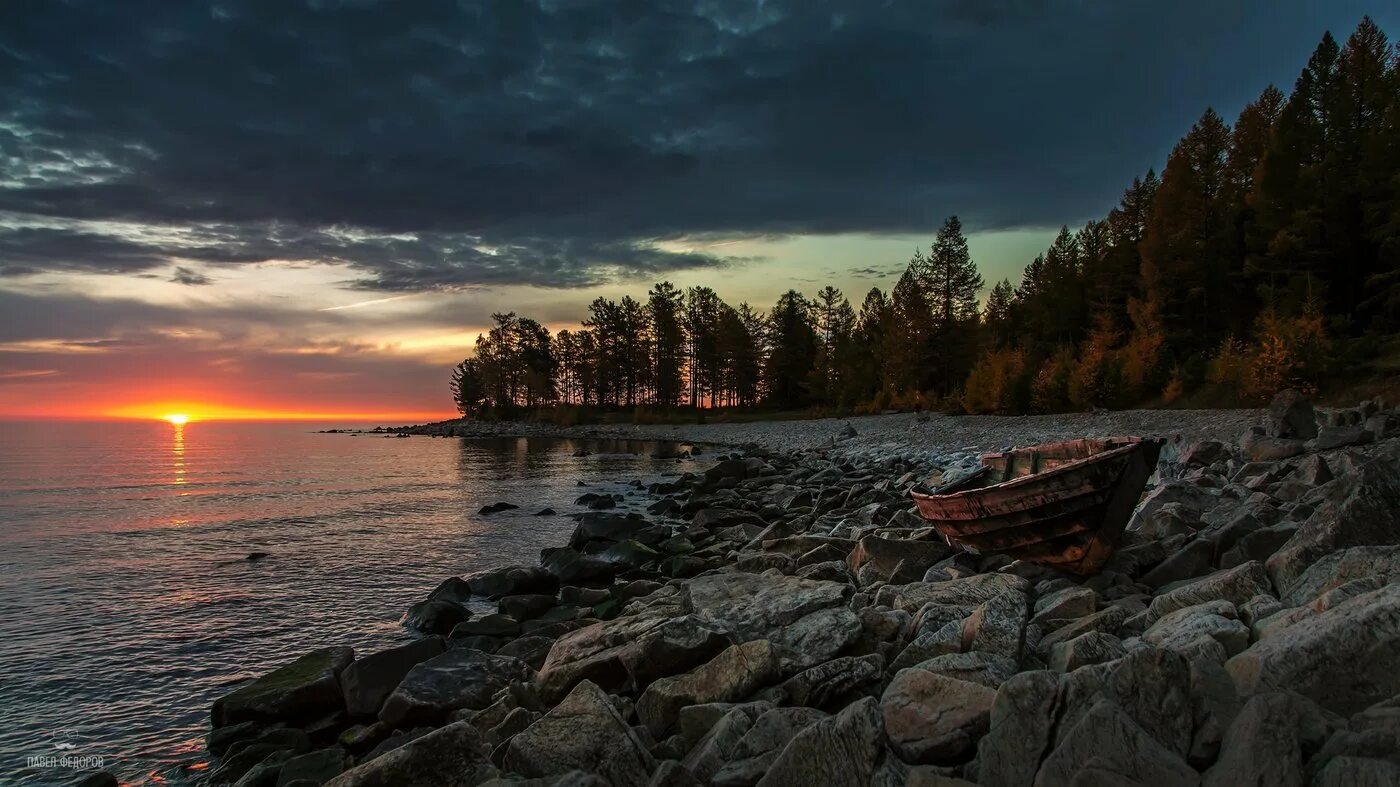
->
(910, 437, 1162, 575)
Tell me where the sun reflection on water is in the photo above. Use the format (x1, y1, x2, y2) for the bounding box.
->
(171, 421, 186, 489)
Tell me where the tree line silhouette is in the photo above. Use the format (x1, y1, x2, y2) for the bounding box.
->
(452, 18, 1400, 419)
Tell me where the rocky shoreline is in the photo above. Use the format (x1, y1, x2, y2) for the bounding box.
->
(184, 393, 1400, 787)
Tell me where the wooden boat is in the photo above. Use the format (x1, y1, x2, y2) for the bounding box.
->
(910, 437, 1163, 575)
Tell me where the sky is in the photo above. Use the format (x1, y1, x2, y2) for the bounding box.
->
(1, 1, 1397, 421)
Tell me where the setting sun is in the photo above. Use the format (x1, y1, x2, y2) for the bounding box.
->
(163, 414, 190, 425)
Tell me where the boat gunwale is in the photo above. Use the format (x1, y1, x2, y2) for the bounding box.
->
(909, 438, 1148, 505)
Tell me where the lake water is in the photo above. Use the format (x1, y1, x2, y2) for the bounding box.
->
(0, 420, 695, 786)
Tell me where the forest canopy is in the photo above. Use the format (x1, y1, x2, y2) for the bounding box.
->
(452, 17, 1400, 420)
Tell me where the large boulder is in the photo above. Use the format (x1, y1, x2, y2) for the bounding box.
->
(465, 565, 559, 599)
(323, 721, 495, 787)
(711, 707, 828, 786)
(1266, 460, 1400, 595)
(976, 670, 1061, 787)
(847, 535, 950, 584)
(776, 654, 884, 709)
(1142, 561, 1274, 627)
(881, 669, 994, 763)
(1281, 545, 1400, 606)
(341, 637, 444, 718)
(1035, 699, 1199, 787)
(681, 572, 858, 668)
(1200, 691, 1342, 787)
(1266, 389, 1318, 440)
(756, 697, 884, 787)
(379, 649, 532, 727)
(403, 599, 471, 636)
(503, 680, 656, 787)
(1226, 584, 1400, 716)
(636, 640, 781, 737)
(536, 613, 729, 701)
(212, 646, 354, 727)
(1141, 601, 1249, 660)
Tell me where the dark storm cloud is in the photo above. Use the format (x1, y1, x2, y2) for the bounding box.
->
(0, 0, 1392, 290)
(170, 266, 213, 286)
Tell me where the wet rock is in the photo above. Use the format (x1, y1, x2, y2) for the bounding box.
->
(213, 647, 355, 728)
(1036, 699, 1198, 787)
(479, 502, 519, 514)
(756, 697, 883, 787)
(1047, 631, 1127, 673)
(403, 599, 471, 636)
(453, 614, 522, 639)
(500, 594, 560, 621)
(1226, 584, 1400, 715)
(881, 670, 994, 763)
(637, 641, 781, 737)
(466, 565, 559, 599)
(542, 548, 617, 587)
(341, 637, 444, 718)
(504, 680, 655, 786)
(277, 746, 351, 785)
(379, 649, 533, 727)
(1201, 691, 1342, 787)
(426, 576, 473, 604)
(323, 721, 495, 787)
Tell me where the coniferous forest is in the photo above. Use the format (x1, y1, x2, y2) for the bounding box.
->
(452, 18, 1400, 420)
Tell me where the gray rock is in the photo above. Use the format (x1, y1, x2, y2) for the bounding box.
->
(1201, 691, 1343, 787)
(322, 722, 495, 787)
(1141, 601, 1248, 659)
(1311, 424, 1374, 451)
(847, 536, 950, 583)
(1030, 587, 1097, 629)
(277, 747, 350, 786)
(756, 697, 884, 787)
(500, 594, 560, 621)
(1312, 757, 1400, 787)
(341, 638, 444, 718)
(1280, 545, 1400, 606)
(976, 670, 1060, 787)
(1047, 632, 1127, 673)
(1141, 539, 1215, 589)
(213, 647, 355, 727)
(912, 651, 1018, 689)
(681, 572, 847, 641)
(1240, 433, 1307, 462)
(711, 707, 828, 787)
(1036, 699, 1198, 787)
(777, 653, 883, 709)
(379, 649, 532, 727)
(1266, 389, 1318, 440)
(504, 680, 656, 787)
(881, 669, 994, 763)
(536, 613, 729, 701)
(1187, 657, 1244, 768)
(683, 706, 760, 783)
(453, 614, 521, 639)
(403, 599, 471, 636)
(636, 640, 781, 737)
(677, 701, 773, 752)
(1142, 561, 1273, 627)
(1218, 524, 1296, 569)
(1226, 584, 1400, 715)
(1266, 457, 1400, 594)
(467, 560, 560, 596)
(766, 606, 863, 670)
(1039, 605, 1130, 652)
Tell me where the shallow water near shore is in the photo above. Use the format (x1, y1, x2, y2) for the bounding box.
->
(0, 420, 695, 785)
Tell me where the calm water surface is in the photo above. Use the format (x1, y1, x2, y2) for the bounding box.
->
(0, 420, 695, 785)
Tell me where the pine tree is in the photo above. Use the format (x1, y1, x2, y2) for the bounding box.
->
(648, 281, 686, 406)
(765, 290, 817, 409)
